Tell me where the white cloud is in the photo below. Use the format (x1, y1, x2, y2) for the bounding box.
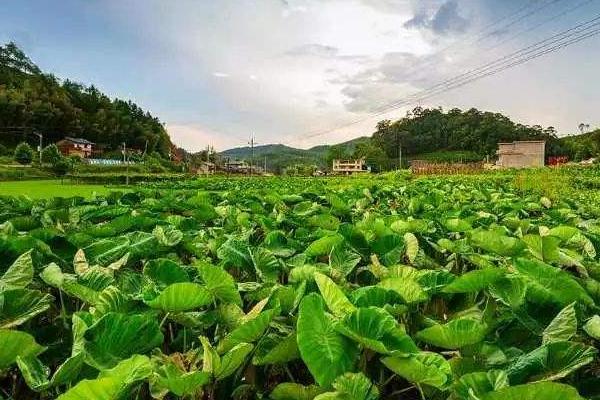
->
(212, 72, 229, 78)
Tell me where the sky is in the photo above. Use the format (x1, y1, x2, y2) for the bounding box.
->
(1, 0, 599, 151)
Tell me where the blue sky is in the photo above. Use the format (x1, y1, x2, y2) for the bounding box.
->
(1, 0, 599, 151)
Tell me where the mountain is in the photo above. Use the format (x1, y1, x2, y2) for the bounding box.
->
(0, 42, 172, 157)
(220, 137, 370, 172)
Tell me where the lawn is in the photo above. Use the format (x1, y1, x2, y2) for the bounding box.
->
(0, 179, 124, 198)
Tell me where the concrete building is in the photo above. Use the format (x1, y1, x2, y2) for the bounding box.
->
(496, 140, 545, 168)
(56, 137, 94, 158)
(332, 158, 368, 174)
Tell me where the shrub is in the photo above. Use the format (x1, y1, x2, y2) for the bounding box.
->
(52, 157, 72, 176)
(41, 144, 63, 165)
(0, 144, 8, 156)
(14, 142, 34, 165)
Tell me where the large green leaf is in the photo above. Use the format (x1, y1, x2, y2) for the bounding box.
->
(315, 372, 379, 400)
(217, 237, 252, 269)
(314, 272, 356, 317)
(0, 329, 45, 369)
(378, 276, 427, 304)
(583, 315, 600, 340)
(416, 318, 488, 349)
(150, 358, 210, 398)
(480, 382, 584, 400)
(250, 247, 283, 282)
(0, 288, 53, 328)
(253, 333, 300, 365)
(145, 282, 213, 312)
(506, 341, 597, 384)
(0, 250, 33, 290)
(16, 355, 50, 391)
(335, 307, 418, 355)
(297, 293, 358, 387)
(442, 268, 505, 294)
(512, 258, 593, 307)
(197, 263, 242, 305)
(215, 342, 253, 379)
(270, 383, 326, 400)
(58, 355, 152, 400)
(470, 230, 526, 257)
(542, 302, 577, 344)
(217, 308, 276, 353)
(83, 313, 163, 369)
(453, 370, 509, 400)
(382, 351, 452, 389)
(143, 258, 189, 287)
(522, 234, 561, 263)
(305, 234, 345, 257)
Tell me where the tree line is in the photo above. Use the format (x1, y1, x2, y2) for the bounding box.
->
(0, 42, 172, 157)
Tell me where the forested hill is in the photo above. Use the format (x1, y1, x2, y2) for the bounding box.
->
(0, 42, 172, 156)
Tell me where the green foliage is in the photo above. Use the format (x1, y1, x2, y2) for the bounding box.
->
(14, 141, 34, 165)
(0, 172, 599, 398)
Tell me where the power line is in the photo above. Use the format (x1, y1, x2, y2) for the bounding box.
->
(283, 13, 600, 145)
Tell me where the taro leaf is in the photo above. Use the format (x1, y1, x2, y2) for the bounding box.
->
(338, 224, 370, 258)
(542, 302, 577, 344)
(197, 263, 242, 305)
(83, 313, 163, 369)
(0, 249, 33, 290)
(250, 247, 282, 283)
(264, 230, 296, 258)
(84, 236, 130, 266)
(403, 233, 419, 264)
(512, 258, 593, 307)
(470, 230, 526, 257)
(50, 353, 86, 387)
(335, 307, 418, 355)
(143, 259, 189, 287)
(522, 235, 560, 263)
(305, 234, 345, 258)
(444, 218, 472, 233)
(58, 355, 152, 400)
(390, 219, 429, 234)
(95, 286, 131, 315)
(145, 282, 213, 312)
(382, 351, 452, 389)
(489, 275, 528, 308)
(453, 370, 509, 400)
(378, 276, 427, 304)
(308, 214, 340, 231)
(0, 288, 53, 328)
(480, 382, 585, 400)
(153, 225, 183, 247)
(151, 362, 210, 398)
(215, 342, 253, 379)
(329, 246, 361, 278)
(40, 263, 99, 304)
(16, 356, 50, 392)
(217, 238, 252, 269)
(583, 315, 600, 340)
(126, 231, 162, 260)
(0, 329, 46, 369)
(442, 268, 505, 294)
(416, 318, 488, 349)
(297, 293, 358, 387)
(315, 372, 379, 400)
(350, 286, 404, 308)
(270, 383, 327, 400)
(314, 272, 356, 317)
(372, 234, 404, 266)
(217, 308, 276, 354)
(201, 336, 220, 374)
(506, 341, 597, 384)
(253, 333, 300, 366)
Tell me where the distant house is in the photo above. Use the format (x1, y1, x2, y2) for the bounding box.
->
(224, 160, 249, 173)
(197, 161, 216, 175)
(332, 158, 368, 174)
(496, 141, 545, 168)
(56, 137, 94, 158)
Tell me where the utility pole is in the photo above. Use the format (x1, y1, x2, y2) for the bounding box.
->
(33, 130, 43, 165)
(248, 135, 255, 177)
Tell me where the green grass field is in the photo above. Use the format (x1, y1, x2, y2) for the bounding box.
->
(0, 180, 124, 198)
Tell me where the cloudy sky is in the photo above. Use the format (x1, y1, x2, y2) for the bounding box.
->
(2, 0, 599, 151)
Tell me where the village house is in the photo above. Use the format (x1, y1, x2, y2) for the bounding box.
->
(56, 137, 94, 158)
(332, 158, 368, 175)
(496, 140, 546, 168)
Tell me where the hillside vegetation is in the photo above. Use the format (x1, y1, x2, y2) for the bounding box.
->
(0, 42, 172, 157)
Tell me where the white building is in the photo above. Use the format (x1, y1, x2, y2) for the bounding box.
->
(332, 158, 368, 174)
(496, 141, 545, 168)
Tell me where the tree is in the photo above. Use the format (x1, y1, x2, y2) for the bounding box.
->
(41, 144, 62, 165)
(52, 157, 72, 177)
(326, 145, 350, 170)
(14, 142, 34, 165)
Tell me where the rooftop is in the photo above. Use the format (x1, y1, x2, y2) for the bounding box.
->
(63, 137, 95, 145)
